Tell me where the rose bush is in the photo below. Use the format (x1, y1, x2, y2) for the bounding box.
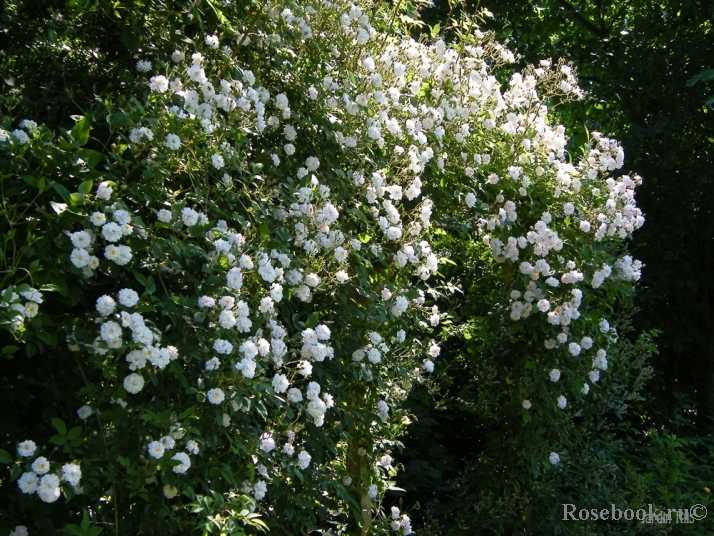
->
(0, 1, 647, 534)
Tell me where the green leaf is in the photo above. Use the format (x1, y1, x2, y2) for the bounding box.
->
(259, 223, 270, 238)
(66, 426, 82, 440)
(50, 434, 67, 445)
(66, 0, 92, 16)
(134, 272, 147, 286)
(304, 312, 320, 329)
(69, 192, 85, 206)
(207, 0, 231, 27)
(121, 26, 140, 52)
(145, 275, 156, 294)
(2, 287, 14, 304)
(10, 463, 21, 481)
(71, 115, 92, 146)
(404, 288, 420, 300)
(52, 417, 67, 436)
(108, 112, 132, 132)
(61, 524, 83, 536)
(52, 182, 71, 201)
(0, 449, 13, 463)
(2, 345, 19, 355)
(78, 149, 102, 168)
(687, 69, 714, 87)
(77, 179, 94, 195)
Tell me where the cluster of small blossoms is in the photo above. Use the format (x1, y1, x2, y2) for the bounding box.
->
(150, 42, 279, 145)
(1, 286, 43, 331)
(459, 133, 642, 426)
(352, 15, 646, 468)
(352, 331, 389, 364)
(389, 506, 413, 535)
(274, 6, 315, 39)
(90, 288, 178, 394)
(145, 425, 197, 477)
(16, 440, 81, 503)
(591, 255, 643, 289)
(338, 3, 374, 46)
(70, 188, 138, 274)
(0, 119, 37, 145)
(541, 324, 612, 404)
(166, 188, 367, 444)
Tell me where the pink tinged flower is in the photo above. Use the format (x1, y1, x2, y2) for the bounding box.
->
(149, 75, 169, 93)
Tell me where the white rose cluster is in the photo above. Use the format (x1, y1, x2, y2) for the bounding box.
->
(1, 286, 43, 331)
(16, 440, 82, 503)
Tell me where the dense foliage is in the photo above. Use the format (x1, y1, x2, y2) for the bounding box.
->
(0, 0, 675, 535)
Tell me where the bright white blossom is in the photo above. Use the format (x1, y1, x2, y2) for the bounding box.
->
(148, 441, 165, 459)
(165, 133, 181, 150)
(17, 440, 37, 458)
(207, 388, 225, 404)
(171, 452, 191, 473)
(124, 373, 145, 394)
(297, 450, 311, 469)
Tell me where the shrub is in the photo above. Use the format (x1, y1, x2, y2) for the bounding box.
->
(0, 1, 646, 534)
